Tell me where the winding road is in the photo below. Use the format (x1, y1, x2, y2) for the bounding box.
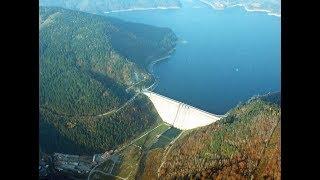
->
(157, 130, 184, 177)
(87, 123, 164, 180)
(96, 93, 140, 117)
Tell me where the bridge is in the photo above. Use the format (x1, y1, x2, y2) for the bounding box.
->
(143, 90, 226, 130)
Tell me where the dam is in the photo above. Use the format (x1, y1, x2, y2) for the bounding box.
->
(143, 91, 226, 130)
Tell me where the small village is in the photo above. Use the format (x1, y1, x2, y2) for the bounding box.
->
(39, 157, 50, 177)
(53, 153, 93, 174)
(39, 150, 114, 178)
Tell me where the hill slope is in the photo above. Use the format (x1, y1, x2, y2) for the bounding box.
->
(39, 7, 177, 155)
(40, 0, 182, 15)
(141, 93, 280, 179)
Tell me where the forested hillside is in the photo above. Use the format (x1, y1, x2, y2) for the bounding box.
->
(40, 0, 182, 15)
(39, 7, 177, 155)
(141, 93, 280, 179)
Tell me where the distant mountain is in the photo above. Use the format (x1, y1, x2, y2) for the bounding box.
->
(39, 6, 177, 155)
(40, 0, 182, 15)
(141, 94, 280, 179)
(199, 0, 280, 16)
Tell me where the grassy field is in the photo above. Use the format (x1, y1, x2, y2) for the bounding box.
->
(134, 123, 171, 148)
(114, 145, 141, 179)
(151, 127, 182, 149)
(91, 122, 176, 179)
(151, 136, 171, 149)
(162, 127, 182, 139)
(91, 173, 116, 180)
(96, 159, 114, 172)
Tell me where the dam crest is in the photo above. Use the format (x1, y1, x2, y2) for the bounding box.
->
(143, 90, 225, 130)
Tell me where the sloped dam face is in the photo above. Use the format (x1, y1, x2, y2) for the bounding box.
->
(143, 91, 224, 130)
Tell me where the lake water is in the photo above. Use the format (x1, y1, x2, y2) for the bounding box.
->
(108, 1, 280, 114)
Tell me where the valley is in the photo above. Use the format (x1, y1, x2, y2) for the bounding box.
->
(39, 1, 281, 179)
(87, 93, 280, 180)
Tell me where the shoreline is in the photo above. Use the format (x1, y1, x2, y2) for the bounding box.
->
(199, 0, 280, 17)
(241, 5, 281, 17)
(104, 6, 180, 14)
(145, 47, 176, 91)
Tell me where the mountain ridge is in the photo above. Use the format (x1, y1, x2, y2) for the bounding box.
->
(40, 6, 177, 155)
(40, 0, 182, 15)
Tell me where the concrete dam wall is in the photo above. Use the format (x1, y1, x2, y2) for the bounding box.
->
(143, 91, 225, 130)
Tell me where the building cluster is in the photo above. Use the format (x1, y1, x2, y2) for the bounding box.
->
(53, 153, 94, 174)
(39, 150, 115, 177)
(92, 150, 114, 164)
(39, 157, 50, 177)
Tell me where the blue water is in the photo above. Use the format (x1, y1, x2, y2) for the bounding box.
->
(108, 1, 280, 114)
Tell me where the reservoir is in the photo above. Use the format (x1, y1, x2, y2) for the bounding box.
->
(107, 0, 280, 114)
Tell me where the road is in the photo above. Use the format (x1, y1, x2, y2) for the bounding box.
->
(96, 72, 158, 118)
(157, 130, 184, 177)
(87, 123, 164, 180)
(117, 123, 164, 152)
(96, 93, 140, 117)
